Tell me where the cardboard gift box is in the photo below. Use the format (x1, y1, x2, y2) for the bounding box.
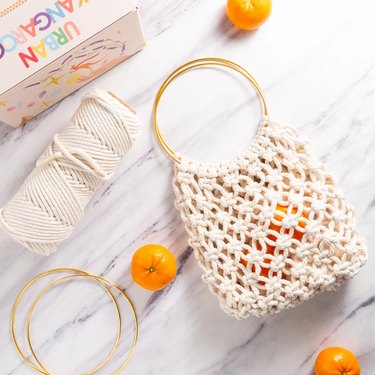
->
(0, 0, 145, 127)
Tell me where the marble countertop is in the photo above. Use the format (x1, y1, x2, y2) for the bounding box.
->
(1, 0, 374, 374)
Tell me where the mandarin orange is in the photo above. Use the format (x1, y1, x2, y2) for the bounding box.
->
(315, 347, 361, 375)
(131, 244, 177, 291)
(226, 0, 272, 31)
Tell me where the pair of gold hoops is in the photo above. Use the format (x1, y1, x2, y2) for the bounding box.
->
(11, 268, 138, 375)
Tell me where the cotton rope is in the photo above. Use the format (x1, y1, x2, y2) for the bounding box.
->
(0, 88, 141, 255)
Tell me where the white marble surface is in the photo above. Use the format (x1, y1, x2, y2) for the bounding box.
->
(1, 0, 375, 374)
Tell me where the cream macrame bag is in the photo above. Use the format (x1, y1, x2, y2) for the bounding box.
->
(153, 58, 367, 318)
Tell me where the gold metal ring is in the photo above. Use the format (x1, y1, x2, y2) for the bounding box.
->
(11, 268, 138, 375)
(153, 57, 269, 163)
(26, 274, 122, 375)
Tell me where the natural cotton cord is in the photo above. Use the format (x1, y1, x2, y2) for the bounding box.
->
(0, 88, 141, 255)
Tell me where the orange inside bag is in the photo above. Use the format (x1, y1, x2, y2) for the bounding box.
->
(242, 204, 308, 280)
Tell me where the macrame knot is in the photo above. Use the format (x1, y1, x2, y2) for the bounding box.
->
(259, 207, 274, 221)
(266, 170, 283, 184)
(244, 180, 259, 195)
(276, 234, 292, 250)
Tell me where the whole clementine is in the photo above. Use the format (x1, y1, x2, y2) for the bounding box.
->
(131, 244, 177, 291)
(226, 0, 272, 31)
(315, 347, 361, 375)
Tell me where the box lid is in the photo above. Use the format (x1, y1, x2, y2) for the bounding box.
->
(0, 0, 136, 94)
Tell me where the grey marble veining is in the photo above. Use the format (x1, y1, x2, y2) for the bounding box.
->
(0, 0, 374, 374)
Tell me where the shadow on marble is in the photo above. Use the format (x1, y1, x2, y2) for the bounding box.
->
(216, 9, 261, 41)
(177, 274, 349, 374)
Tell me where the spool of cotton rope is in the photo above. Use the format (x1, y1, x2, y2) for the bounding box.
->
(0, 88, 141, 255)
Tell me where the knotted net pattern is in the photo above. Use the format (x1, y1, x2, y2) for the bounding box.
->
(174, 118, 367, 318)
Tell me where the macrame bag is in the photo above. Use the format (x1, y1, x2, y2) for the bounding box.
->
(153, 58, 367, 318)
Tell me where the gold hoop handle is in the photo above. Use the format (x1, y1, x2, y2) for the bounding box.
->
(153, 57, 269, 164)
